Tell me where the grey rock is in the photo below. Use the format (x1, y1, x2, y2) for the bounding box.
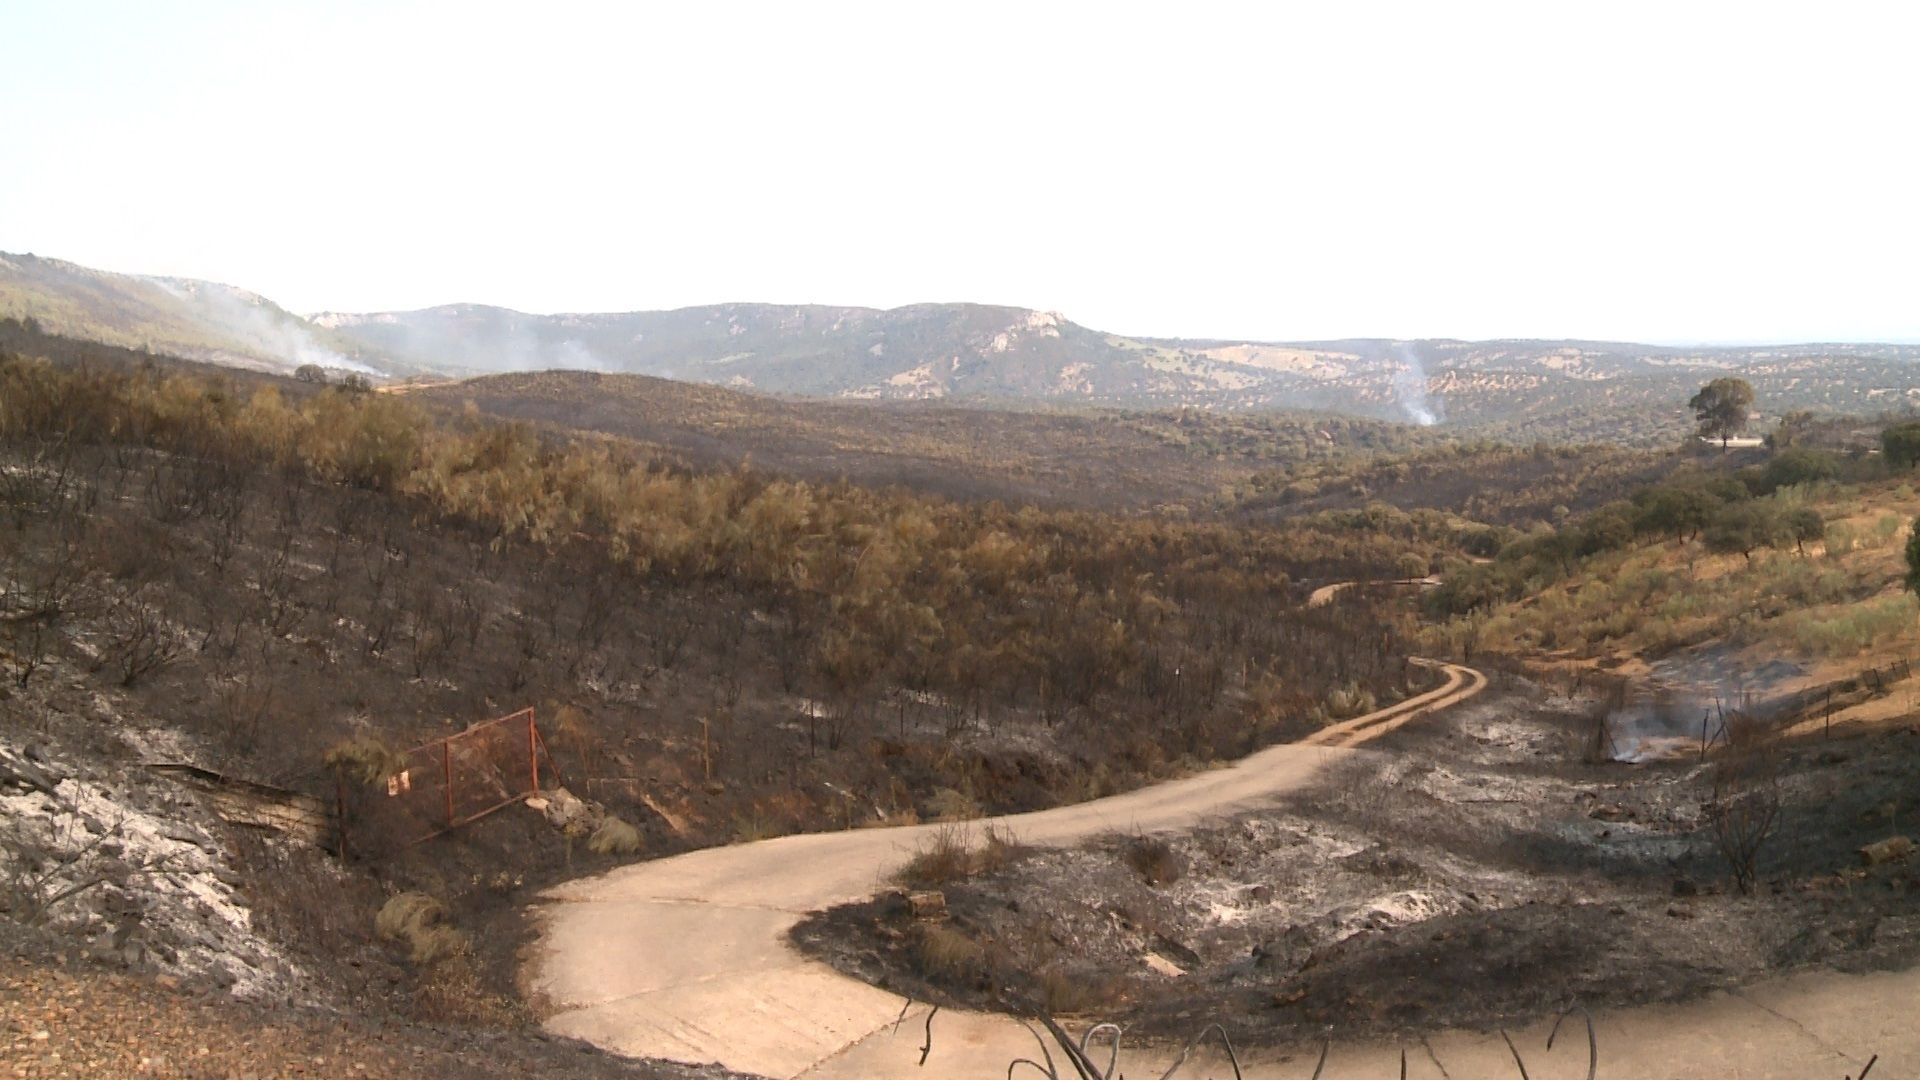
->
(0, 750, 63, 798)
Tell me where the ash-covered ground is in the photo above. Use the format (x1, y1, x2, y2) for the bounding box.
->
(793, 674, 1920, 1044)
(1, 711, 317, 1003)
(0, 673, 747, 1080)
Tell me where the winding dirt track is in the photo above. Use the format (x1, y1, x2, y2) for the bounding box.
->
(1304, 576, 1439, 610)
(527, 659, 1907, 1079)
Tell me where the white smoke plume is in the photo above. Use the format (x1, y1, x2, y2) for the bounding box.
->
(316, 309, 613, 375)
(549, 338, 612, 372)
(1604, 647, 1803, 762)
(154, 280, 386, 376)
(1392, 342, 1440, 426)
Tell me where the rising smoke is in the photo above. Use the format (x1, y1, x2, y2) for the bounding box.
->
(549, 338, 612, 372)
(1603, 646, 1803, 762)
(323, 310, 614, 376)
(155, 280, 386, 376)
(1392, 342, 1440, 426)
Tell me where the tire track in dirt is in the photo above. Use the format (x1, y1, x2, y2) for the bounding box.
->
(1303, 658, 1488, 748)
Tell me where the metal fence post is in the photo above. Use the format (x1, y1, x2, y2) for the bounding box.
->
(529, 710, 540, 795)
(335, 774, 349, 860)
(443, 739, 454, 830)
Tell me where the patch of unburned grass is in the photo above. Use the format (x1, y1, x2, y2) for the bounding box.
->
(1324, 683, 1376, 719)
(731, 810, 785, 843)
(924, 787, 980, 822)
(374, 890, 513, 1025)
(587, 815, 642, 855)
(1037, 966, 1126, 1016)
(374, 892, 446, 952)
(897, 822, 1021, 887)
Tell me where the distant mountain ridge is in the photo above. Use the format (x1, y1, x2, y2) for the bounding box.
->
(5, 249, 1918, 442)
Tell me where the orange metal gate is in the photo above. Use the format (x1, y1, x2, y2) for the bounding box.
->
(341, 707, 560, 852)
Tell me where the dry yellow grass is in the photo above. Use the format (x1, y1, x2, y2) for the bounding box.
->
(897, 822, 1020, 887)
(915, 923, 986, 980)
(587, 816, 643, 855)
(374, 891, 514, 1025)
(374, 892, 446, 948)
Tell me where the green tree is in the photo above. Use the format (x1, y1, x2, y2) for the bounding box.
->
(1756, 447, 1838, 494)
(1689, 377, 1755, 447)
(1784, 508, 1825, 555)
(1906, 515, 1920, 596)
(1632, 484, 1720, 542)
(1577, 503, 1637, 556)
(1770, 409, 1817, 449)
(1704, 502, 1781, 562)
(1883, 422, 1920, 470)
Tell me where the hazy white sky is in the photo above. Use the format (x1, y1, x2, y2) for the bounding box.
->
(4, 2, 1917, 343)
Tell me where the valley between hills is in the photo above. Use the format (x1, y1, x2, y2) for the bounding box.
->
(0, 277, 1917, 1078)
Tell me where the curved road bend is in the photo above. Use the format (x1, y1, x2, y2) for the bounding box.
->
(1305, 576, 1439, 609)
(529, 656, 1906, 1078)
(528, 660, 1483, 1078)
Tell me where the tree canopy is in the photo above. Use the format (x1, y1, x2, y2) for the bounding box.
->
(1906, 515, 1920, 597)
(1883, 422, 1920, 470)
(1689, 378, 1755, 446)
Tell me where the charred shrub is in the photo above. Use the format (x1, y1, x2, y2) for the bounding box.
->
(1123, 833, 1184, 886)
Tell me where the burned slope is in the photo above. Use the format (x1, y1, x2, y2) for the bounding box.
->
(795, 674, 1920, 1045)
(0, 335, 1441, 1042)
(399, 369, 1451, 513)
(402, 370, 1239, 510)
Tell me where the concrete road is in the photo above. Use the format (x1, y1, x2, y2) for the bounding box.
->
(525, 660, 1906, 1078)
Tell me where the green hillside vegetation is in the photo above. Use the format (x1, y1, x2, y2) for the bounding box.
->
(1425, 441, 1920, 665)
(1228, 438, 1732, 529)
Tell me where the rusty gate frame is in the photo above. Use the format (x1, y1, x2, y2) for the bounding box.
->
(400, 706, 560, 844)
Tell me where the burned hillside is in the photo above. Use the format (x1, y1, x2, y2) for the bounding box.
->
(0, 330, 1440, 1029)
